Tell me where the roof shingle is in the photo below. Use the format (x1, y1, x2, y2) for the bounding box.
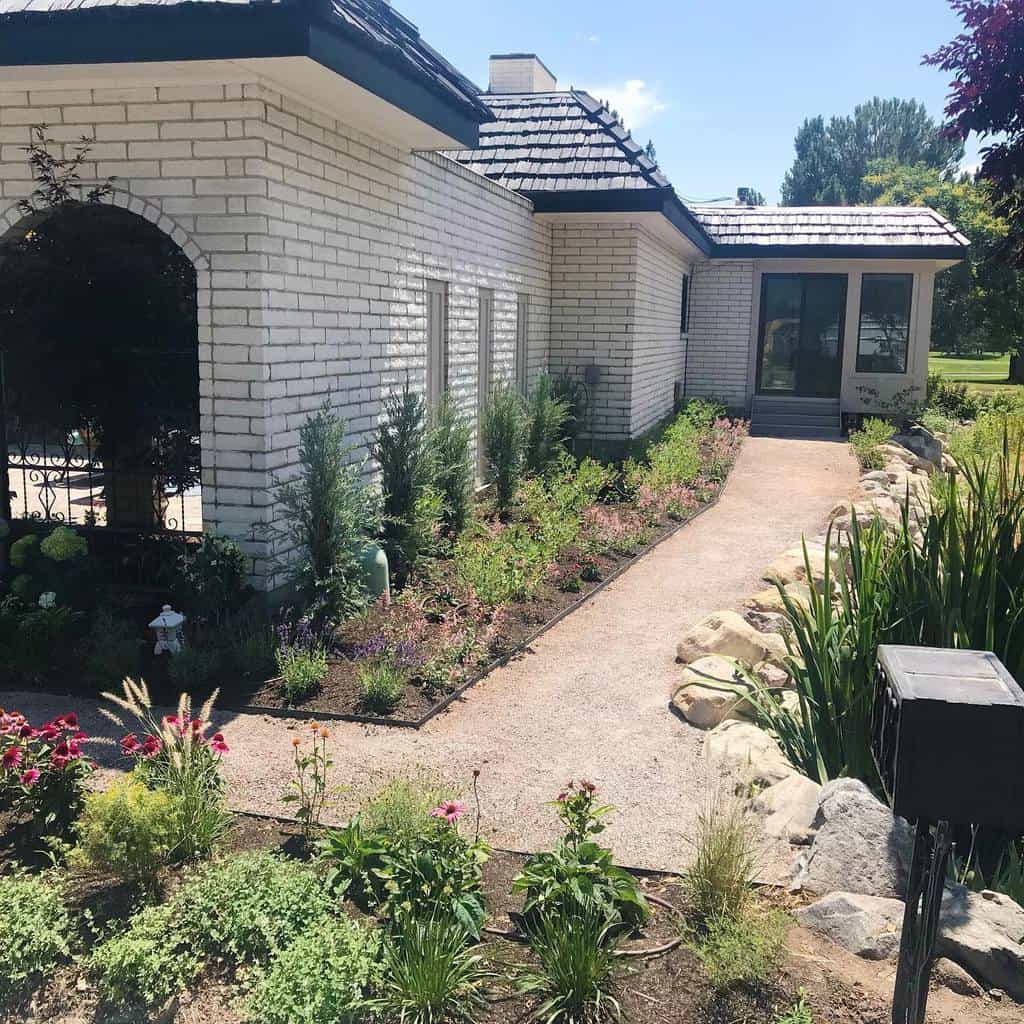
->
(691, 205, 969, 252)
(446, 91, 672, 194)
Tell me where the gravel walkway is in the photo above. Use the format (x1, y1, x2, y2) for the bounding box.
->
(10, 437, 857, 870)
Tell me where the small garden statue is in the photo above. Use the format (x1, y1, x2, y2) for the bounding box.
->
(149, 604, 186, 656)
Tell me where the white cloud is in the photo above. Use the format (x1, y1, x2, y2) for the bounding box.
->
(582, 79, 667, 133)
(586, 34, 601, 44)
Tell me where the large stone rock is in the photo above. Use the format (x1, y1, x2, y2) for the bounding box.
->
(676, 610, 788, 668)
(745, 583, 812, 617)
(793, 779, 913, 898)
(938, 886, 1024, 1000)
(753, 772, 822, 841)
(763, 544, 840, 592)
(704, 719, 795, 787)
(672, 655, 751, 729)
(795, 892, 904, 961)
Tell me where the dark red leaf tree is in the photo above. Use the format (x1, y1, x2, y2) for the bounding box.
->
(926, 1, 1024, 263)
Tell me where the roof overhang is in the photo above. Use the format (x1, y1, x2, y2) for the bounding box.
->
(526, 187, 713, 258)
(0, 3, 485, 149)
(710, 243, 968, 262)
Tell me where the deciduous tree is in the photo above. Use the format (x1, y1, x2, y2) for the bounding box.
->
(925, 0, 1024, 265)
(781, 98, 963, 206)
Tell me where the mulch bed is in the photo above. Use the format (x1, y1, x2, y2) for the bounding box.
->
(210, 499, 718, 728)
(2, 808, 896, 1024)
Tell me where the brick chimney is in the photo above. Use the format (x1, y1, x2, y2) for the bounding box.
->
(488, 53, 557, 94)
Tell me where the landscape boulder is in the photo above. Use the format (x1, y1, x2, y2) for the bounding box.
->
(763, 544, 839, 591)
(793, 778, 913, 898)
(671, 655, 751, 729)
(745, 583, 811, 617)
(752, 772, 821, 841)
(703, 719, 794, 787)
(930, 958, 985, 998)
(795, 892, 904, 961)
(938, 886, 1024, 1000)
(676, 610, 788, 668)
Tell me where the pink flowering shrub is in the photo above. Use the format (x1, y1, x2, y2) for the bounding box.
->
(582, 505, 651, 556)
(104, 679, 233, 861)
(0, 708, 93, 836)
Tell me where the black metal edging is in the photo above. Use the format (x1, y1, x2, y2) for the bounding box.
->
(219, 492, 724, 730)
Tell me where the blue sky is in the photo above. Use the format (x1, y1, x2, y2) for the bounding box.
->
(398, 0, 981, 204)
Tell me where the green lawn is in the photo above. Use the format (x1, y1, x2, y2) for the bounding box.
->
(929, 351, 1011, 382)
(929, 351, 1024, 399)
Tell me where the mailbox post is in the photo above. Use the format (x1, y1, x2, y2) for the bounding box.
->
(871, 646, 1024, 1024)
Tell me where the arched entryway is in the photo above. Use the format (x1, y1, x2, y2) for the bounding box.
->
(0, 201, 202, 576)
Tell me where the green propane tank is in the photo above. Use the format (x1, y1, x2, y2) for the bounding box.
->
(359, 543, 390, 604)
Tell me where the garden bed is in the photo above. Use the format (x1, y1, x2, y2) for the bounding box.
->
(215, 496, 721, 727)
(2, 807, 909, 1024)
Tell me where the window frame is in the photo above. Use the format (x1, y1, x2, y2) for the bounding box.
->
(425, 279, 448, 406)
(515, 293, 529, 396)
(855, 273, 914, 375)
(477, 287, 494, 473)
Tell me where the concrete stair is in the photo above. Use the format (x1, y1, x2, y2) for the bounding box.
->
(750, 396, 843, 439)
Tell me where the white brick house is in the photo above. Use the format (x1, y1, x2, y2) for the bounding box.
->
(0, 0, 967, 590)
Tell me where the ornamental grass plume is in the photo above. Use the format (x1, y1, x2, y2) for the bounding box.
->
(102, 678, 232, 862)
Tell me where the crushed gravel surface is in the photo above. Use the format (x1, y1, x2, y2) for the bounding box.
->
(9, 437, 858, 870)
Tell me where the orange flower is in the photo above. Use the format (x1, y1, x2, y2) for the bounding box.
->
(319, 728, 330, 740)
(291, 737, 301, 748)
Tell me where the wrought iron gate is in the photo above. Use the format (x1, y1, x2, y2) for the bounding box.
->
(1, 347, 203, 588)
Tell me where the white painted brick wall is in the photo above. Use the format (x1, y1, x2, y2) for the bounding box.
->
(548, 221, 638, 445)
(630, 228, 688, 436)
(686, 260, 754, 408)
(0, 75, 552, 588)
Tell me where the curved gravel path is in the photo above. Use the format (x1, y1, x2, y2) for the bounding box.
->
(10, 437, 857, 870)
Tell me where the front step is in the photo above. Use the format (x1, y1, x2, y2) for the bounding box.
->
(750, 396, 842, 440)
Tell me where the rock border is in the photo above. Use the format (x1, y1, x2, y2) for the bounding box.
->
(671, 433, 1024, 1002)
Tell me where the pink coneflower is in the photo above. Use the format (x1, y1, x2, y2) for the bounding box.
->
(580, 779, 597, 794)
(39, 724, 60, 742)
(55, 713, 78, 730)
(51, 754, 69, 770)
(20, 768, 40, 786)
(430, 800, 465, 825)
(556, 791, 569, 803)
(210, 733, 229, 754)
(2, 746, 22, 771)
(120, 734, 141, 756)
(142, 735, 162, 758)
(19, 724, 38, 739)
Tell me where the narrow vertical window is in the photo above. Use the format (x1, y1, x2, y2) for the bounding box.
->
(516, 293, 529, 395)
(680, 273, 690, 334)
(426, 279, 448, 406)
(477, 287, 494, 467)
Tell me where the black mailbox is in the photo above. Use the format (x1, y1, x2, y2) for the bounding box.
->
(872, 645, 1024, 831)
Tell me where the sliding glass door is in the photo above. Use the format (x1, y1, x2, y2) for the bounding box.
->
(757, 274, 847, 397)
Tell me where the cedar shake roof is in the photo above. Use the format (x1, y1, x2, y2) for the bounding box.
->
(691, 205, 970, 256)
(446, 90, 671, 193)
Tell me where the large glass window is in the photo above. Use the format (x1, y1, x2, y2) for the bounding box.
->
(856, 274, 913, 374)
(757, 274, 846, 397)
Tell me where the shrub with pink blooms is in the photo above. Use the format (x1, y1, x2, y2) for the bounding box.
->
(0, 707, 93, 837)
(102, 679, 233, 862)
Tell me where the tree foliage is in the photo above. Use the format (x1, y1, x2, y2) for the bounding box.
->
(925, 1, 1024, 265)
(781, 97, 963, 205)
(861, 159, 1024, 352)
